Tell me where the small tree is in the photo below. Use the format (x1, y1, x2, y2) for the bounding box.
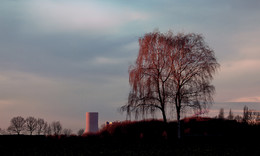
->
(45, 124, 52, 135)
(77, 129, 85, 136)
(0, 128, 8, 135)
(51, 121, 62, 135)
(218, 108, 224, 119)
(25, 116, 37, 135)
(234, 115, 242, 122)
(7, 116, 26, 135)
(243, 106, 252, 123)
(63, 128, 72, 136)
(36, 118, 48, 135)
(256, 113, 260, 124)
(227, 109, 234, 120)
(243, 107, 260, 124)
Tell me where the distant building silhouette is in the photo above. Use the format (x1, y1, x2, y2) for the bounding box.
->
(85, 112, 98, 133)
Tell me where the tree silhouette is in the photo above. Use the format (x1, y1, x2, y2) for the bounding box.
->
(77, 129, 85, 136)
(218, 108, 225, 119)
(242, 106, 260, 124)
(45, 124, 52, 135)
(227, 109, 234, 120)
(7, 116, 26, 135)
(51, 121, 62, 135)
(25, 116, 37, 135)
(121, 30, 219, 139)
(63, 128, 72, 136)
(243, 106, 252, 123)
(234, 115, 242, 122)
(36, 118, 48, 135)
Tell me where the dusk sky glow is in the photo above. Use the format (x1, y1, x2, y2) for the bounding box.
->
(1, 0, 260, 132)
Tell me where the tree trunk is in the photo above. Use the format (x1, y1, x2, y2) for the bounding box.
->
(177, 107, 181, 139)
(175, 94, 181, 139)
(162, 109, 167, 122)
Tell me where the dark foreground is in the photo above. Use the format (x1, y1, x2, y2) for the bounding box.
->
(1, 119, 260, 156)
(0, 135, 259, 156)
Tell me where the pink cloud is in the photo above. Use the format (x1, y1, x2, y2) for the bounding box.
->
(229, 96, 260, 102)
(26, 1, 149, 33)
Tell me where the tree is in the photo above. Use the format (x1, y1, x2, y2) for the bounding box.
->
(227, 109, 234, 120)
(121, 31, 173, 121)
(51, 121, 62, 135)
(45, 124, 52, 135)
(234, 115, 242, 122)
(0, 128, 8, 135)
(218, 108, 225, 119)
(63, 128, 72, 136)
(256, 113, 260, 124)
(7, 116, 26, 135)
(242, 106, 260, 124)
(121, 31, 219, 139)
(25, 116, 37, 135)
(36, 118, 48, 135)
(77, 129, 85, 136)
(243, 106, 252, 123)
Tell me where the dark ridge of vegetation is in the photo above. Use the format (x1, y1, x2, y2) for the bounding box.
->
(98, 118, 260, 140)
(1, 118, 260, 156)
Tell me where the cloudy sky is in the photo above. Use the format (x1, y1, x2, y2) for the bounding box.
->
(1, 0, 260, 132)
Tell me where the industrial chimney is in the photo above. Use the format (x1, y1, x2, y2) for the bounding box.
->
(85, 112, 98, 133)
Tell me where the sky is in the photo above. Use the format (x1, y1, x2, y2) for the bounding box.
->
(1, 0, 260, 133)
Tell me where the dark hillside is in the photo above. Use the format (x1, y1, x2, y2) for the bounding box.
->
(99, 118, 260, 139)
(0, 118, 260, 155)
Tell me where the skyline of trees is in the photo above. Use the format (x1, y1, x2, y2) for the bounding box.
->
(1, 105, 259, 135)
(217, 106, 260, 124)
(1, 116, 84, 136)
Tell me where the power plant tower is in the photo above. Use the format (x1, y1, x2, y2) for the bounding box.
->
(85, 112, 98, 133)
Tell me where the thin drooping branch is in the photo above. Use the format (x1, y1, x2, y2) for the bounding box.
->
(121, 31, 220, 138)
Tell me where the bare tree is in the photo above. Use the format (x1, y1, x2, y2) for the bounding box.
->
(121, 31, 219, 139)
(36, 118, 48, 135)
(51, 121, 62, 135)
(242, 106, 260, 124)
(256, 113, 260, 124)
(45, 124, 52, 135)
(121, 31, 172, 121)
(252, 111, 260, 124)
(7, 116, 26, 135)
(0, 128, 8, 135)
(227, 109, 234, 120)
(25, 116, 37, 135)
(63, 128, 72, 136)
(218, 108, 225, 119)
(234, 115, 242, 122)
(0, 129, 9, 135)
(243, 106, 253, 123)
(77, 129, 85, 136)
